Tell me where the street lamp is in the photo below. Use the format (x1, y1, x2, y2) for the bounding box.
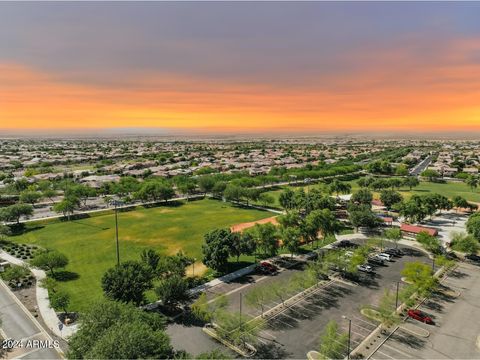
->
(110, 199, 123, 266)
(395, 281, 400, 309)
(342, 315, 352, 360)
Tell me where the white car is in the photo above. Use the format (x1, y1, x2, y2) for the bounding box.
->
(357, 264, 374, 273)
(378, 253, 393, 262)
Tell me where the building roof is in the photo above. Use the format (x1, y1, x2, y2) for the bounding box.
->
(400, 223, 438, 236)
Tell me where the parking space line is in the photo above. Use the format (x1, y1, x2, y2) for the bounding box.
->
(352, 315, 377, 327)
(382, 343, 414, 358)
(376, 349, 395, 359)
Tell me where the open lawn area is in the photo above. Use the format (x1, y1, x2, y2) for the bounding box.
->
(258, 179, 480, 208)
(10, 199, 273, 312)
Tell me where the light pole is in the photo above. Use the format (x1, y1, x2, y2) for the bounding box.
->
(342, 315, 352, 360)
(395, 281, 400, 309)
(110, 200, 123, 266)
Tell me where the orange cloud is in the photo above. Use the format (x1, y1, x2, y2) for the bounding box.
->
(1, 37, 480, 133)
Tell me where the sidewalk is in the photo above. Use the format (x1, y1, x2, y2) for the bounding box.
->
(0, 250, 78, 340)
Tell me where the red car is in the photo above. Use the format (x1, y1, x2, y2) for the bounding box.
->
(407, 309, 433, 324)
(257, 262, 278, 275)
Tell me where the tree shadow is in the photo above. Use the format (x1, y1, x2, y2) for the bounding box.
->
(391, 331, 427, 350)
(9, 224, 45, 236)
(71, 220, 110, 231)
(52, 270, 80, 282)
(253, 342, 290, 359)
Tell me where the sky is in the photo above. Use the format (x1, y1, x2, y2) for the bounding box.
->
(1, 2, 480, 135)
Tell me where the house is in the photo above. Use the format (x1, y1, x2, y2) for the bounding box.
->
(400, 223, 438, 238)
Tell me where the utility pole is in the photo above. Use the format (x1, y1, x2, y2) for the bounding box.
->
(342, 315, 352, 360)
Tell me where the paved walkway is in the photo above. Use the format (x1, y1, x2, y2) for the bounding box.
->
(0, 251, 77, 340)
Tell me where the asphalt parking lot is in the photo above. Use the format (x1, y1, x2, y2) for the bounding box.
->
(168, 242, 430, 358)
(370, 261, 480, 360)
(248, 246, 428, 359)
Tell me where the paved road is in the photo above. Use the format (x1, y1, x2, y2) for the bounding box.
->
(0, 281, 62, 359)
(410, 155, 432, 176)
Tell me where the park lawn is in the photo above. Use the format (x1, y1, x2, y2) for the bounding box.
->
(258, 179, 480, 208)
(10, 199, 273, 312)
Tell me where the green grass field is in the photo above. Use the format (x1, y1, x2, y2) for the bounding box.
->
(258, 179, 480, 207)
(11, 199, 272, 311)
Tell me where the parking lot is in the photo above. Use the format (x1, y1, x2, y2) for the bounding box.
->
(370, 261, 480, 360)
(247, 246, 428, 358)
(168, 241, 430, 358)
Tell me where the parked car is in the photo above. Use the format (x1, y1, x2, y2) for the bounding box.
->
(257, 262, 278, 275)
(368, 256, 385, 266)
(335, 240, 357, 248)
(407, 309, 433, 324)
(378, 253, 393, 262)
(384, 248, 403, 257)
(465, 254, 480, 263)
(357, 264, 374, 273)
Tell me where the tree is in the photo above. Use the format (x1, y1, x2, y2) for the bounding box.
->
(450, 232, 479, 254)
(328, 180, 351, 198)
(67, 300, 171, 359)
(467, 213, 480, 240)
(50, 290, 70, 314)
(30, 250, 69, 276)
(245, 286, 272, 317)
(230, 232, 256, 262)
(42, 188, 57, 204)
(215, 311, 264, 348)
(19, 190, 42, 206)
(416, 231, 442, 255)
(280, 226, 302, 257)
(452, 195, 469, 212)
(196, 349, 232, 359)
(349, 205, 382, 232)
(318, 320, 349, 360)
(251, 223, 279, 257)
(466, 175, 479, 191)
(140, 248, 161, 273)
(197, 176, 216, 196)
(155, 275, 189, 307)
(421, 169, 440, 182)
(380, 190, 403, 210)
(134, 180, 175, 203)
(403, 176, 420, 190)
(223, 184, 245, 204)
(351, 188, 373, 207)
(401, 262, 437, 296)
(258, 192, 274, 207)
(384, 228, 402, 248)
(395, 164, 409, 176)
(101, 260, 154, 306)
(377, 289, 400, 328)
(53, 196, 80, 220)
(191, 293, 228, 323)
(202, 228, 233, 272)
(0, 203, 34, 224)
(279, 188, 296, 210)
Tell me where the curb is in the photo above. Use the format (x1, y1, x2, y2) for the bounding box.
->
(0, 279, 64, 358)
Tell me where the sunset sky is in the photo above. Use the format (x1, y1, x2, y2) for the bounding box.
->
(1, 2, 480, 134)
